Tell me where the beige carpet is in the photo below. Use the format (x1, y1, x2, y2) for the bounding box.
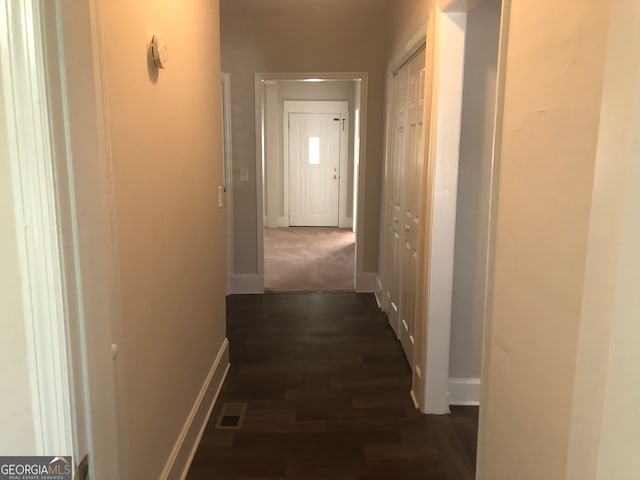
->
(264, 227, 355, 292)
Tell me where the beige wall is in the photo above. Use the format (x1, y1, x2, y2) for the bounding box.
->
(100, 1, 226, 478)
(449, 0, 501, 380)
(385, 0, 428, 65)
(220, 6, 386, 275)
(477, 0, 612, 478)
(0, 73, 37, 456)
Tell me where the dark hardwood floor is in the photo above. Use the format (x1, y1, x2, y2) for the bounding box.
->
(187, 293, 478, 479)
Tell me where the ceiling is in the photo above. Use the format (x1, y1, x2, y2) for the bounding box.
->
(220, 0, 388, 14)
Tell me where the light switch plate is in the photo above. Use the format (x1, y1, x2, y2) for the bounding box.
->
(240, 167, 249, 182)
(218, 186, 224, 208)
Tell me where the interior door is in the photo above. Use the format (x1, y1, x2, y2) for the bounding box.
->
(398, 51, 426, 362)
(386, 66, 410, 336)
(289, 112, 341, 226)
(384, 48, 426, 365)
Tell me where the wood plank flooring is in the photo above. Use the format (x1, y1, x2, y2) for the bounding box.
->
(186, 293, 478, 479)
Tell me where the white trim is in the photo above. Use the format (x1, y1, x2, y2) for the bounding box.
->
(409, 390, 420, 410)
(338, 132, 350, 229)
(283, 100, 349, 228)
(230, 274, 265, 294)
(1, 0, 73, 455)
(374, 291, 382, 309)
(254, 75, 266, 282)
(44, 0, 123, 476)
(255, 72, 368, 293)
(415, 10, 468, 415)
(160, 339, 230, 480)
(375, 275, 386, 311)
(354, 76, 368, 282)
(221, 73, 234, 295)
(264, 82, 280, 231)
(379, 71, 396, 329)
(355, 273, 377, 293)
(83, 0, 127, 473)
(448, 378, 480, 406)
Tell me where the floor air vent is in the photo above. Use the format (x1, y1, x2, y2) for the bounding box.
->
(215, 402, 247, 430)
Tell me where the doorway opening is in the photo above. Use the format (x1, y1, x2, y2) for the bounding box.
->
(254, 74, 367, 292)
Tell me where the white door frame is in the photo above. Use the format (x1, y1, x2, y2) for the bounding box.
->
(221, 73, 234, 295)
(41, 0, 122, 477)
(1, 0, 74, 456)
(254, 72, 369, 291)
(413, 5, 468, 414)
(283, 101, 350, 228)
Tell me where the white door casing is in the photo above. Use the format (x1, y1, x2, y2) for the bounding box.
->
(43, 0, 123, 475)
(255, 75, 368, 293)
(221, 73, 234, 294)
(284, 101, 349, 228)
(1, 0, 74, 456)
(415, 11, 468, 414)
(2, 0, 122, 477)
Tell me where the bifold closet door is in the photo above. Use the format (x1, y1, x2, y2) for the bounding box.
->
(385, 49, 426, 366)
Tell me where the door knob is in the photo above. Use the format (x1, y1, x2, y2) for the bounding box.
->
(333, 175, 339, 179)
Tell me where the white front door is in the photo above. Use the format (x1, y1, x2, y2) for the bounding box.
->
(289, 112, 341, 226)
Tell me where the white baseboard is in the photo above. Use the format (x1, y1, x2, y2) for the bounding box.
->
(277, 216, 289, 228)
(230, 274, 264, 294)
(161, 339, 230, 480)
(448, 377, 481, 406)
(355, 272, 376, 293)
(410, 390, 419, 410)
(374, 290, 382, 309)
(374, 275, 385, 310)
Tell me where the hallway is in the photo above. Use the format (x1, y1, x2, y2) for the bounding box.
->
(186, 293, 478, 479)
